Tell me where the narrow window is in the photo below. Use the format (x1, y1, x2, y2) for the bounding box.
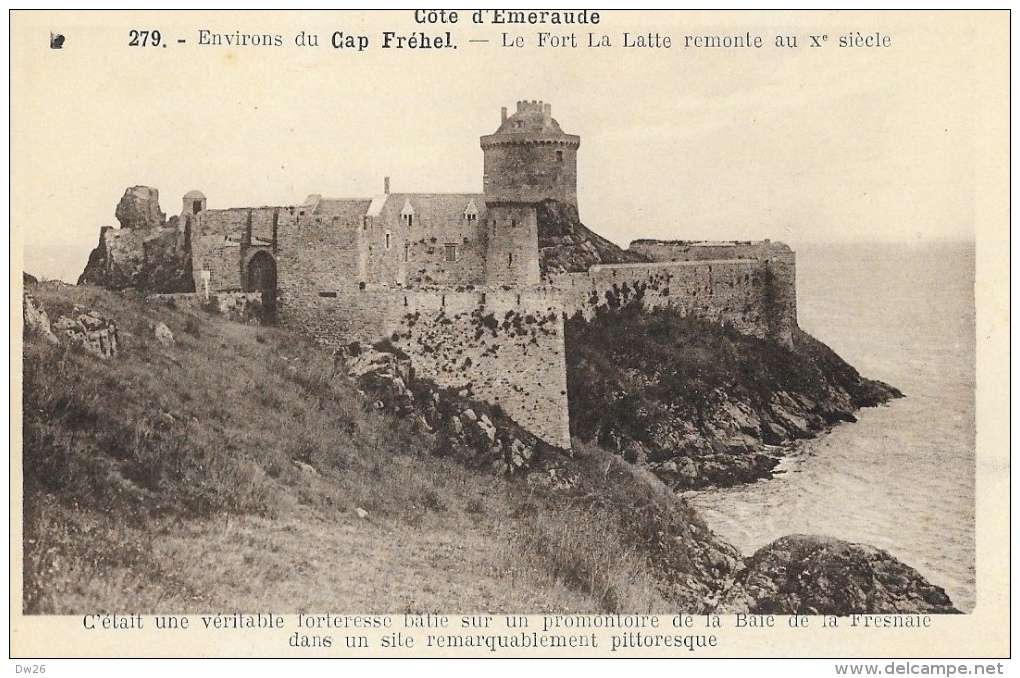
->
(404, 243, 410, 262)
(556, 150, 564, 163)
(192, 200, 202, 214)
(402, 214, 413, 228)
(508, 253, 514, 268)
(385, 232, 392, 250)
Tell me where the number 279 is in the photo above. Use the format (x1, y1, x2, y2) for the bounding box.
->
(128, 30, 161, 46)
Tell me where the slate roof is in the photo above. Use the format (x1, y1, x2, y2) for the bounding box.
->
(365, 194, 487, 226)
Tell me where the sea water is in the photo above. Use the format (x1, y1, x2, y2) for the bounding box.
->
(687, 242, 976, 612)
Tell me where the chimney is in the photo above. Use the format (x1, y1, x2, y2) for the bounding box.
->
(384, 176, 390, 194)
(543, 102, 552, 125)
(501, 106, 507, 123)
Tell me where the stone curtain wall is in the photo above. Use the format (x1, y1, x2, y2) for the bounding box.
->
(278, 286, 572, 451)
(630, 240, 770, 262)
(190, 209, 250, 291)
(275, 216, 360, 302)
(392, 289, 571, 450)
(762, 248, 797, 346)
(279, 288, 398, 349)
(551, 260, 785, 344)
(278, 256, 795, 449)
(627, 240, 798, 344)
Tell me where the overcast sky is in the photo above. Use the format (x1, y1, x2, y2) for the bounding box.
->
(12, 11, 999, 282)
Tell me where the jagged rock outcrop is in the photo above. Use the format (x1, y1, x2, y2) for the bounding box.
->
(153, 322, 175, 346)
(78, 186, 193, 292)
(715, 535, 959, 615)
(537, 199, 648, 276)
(115, 186, 166, 229)
(78, 225, 194, 292)
(53, 312, 119, 359)
(23, 294, 59, 345)
(25, 293, 119, 359)
(566, 306, 903, 490)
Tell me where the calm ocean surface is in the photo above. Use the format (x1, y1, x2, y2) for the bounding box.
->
(688, 242, 976, 612)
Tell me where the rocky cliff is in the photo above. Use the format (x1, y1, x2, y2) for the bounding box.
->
(77, 187, 194, 292)
(564, 302, 902, 490)
(24, 287, 119, 359)
(537, 199, 648, 276)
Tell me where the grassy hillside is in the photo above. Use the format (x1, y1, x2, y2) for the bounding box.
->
(21, 283, 737, 614)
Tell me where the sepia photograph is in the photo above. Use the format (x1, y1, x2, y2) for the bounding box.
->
(10, 10, 1008, 660)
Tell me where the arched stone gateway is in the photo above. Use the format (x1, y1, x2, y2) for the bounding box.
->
(245, 250, 277, 322)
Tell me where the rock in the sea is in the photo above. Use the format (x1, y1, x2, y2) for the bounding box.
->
(715, 535, 959, 615)
(115, 186, 166, 229)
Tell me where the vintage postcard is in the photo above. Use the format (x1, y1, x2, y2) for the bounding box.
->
(10, 10, 1009, 662)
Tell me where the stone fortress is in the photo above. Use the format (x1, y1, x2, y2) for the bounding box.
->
(82, 101, 798, 453)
